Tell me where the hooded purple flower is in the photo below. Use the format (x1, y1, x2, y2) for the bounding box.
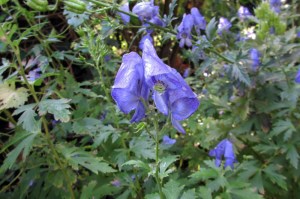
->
(191, 7, 206, 35)
(177, 14, 194, 48)
(27, 68, 41, 82)
(132, 1, 164, 33)
(111, 52, 149, 123)
(142, 39, 199, 133)
(217, 17, 231, 35)
(162, 135, 176, 145)
(237, 6, 252, 21)
(270, 0, 281, 13)
(249, 48, 260, 71)
(139, 33, 153, 50)
(111, 179, 121, 187)
(209, 139, 236, 169)
(295, 68, 300, 83)
(118, 3, 130, 24)
(132, 1, 159, 21)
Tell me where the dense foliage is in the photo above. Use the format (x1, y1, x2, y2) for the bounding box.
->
(0, 0, 300, 198)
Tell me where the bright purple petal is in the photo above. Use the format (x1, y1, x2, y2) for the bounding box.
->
(191, 7, 206, 34)
(153, 91, 169, 115)
(162, 135, 176, 145)
(118, 3, 130, 24)
(171, 117, 185, 134)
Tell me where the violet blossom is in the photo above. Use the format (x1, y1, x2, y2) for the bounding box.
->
(162, 135, 176, 145)
(217, 17, 231, 35)
(249, 48, 260, 71)
(209, 139, 236, 169)
(270, 0, 281, 13)
(139, 33, 153, 50)
(118, 3, 130, 24)
(111, 52, 149, 123)
(142, 39, 199, 133)
(295, 68, 300, 83)
(191, 7, 206, 35)
(177, 14, 194, 48)
(237, 6, 252, 21)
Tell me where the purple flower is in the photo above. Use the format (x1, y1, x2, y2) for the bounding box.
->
(191, 7, 206, 35)
(27, 68, 41, 82)
(177, 14, 194, 48)
(142, 39, 199, 133)
(132, 2, 159, 21)
(249, 48, 260, 71)
(111, 52, 149, 123)
(118, 3, 130, 24)
(139, 33, 153, 50)
(209, 139, 236, 169)
(162, 135, 176, 145)
(295, 68, 300, 83)
(237, 6, 252, 21)
(217, 17, 231, 35)
(183, 68, 190, 78)
(270, 0, 281, 13)
(297, 31, 300, 38)
(111, 179, 121, 187)
(132, 1, 164, 33)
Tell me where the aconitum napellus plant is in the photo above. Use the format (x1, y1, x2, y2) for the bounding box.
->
(209, 139, 236, 169)
(237, 6, 252, 21)
(111, 52, 149, 123)
(112, 39, 199, 133)
(217, 17, 232, 35)
(177, 14, 194, 48)
(142, 39, 200, 133)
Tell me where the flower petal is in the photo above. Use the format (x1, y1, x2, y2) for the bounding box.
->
(111, 88, 139, 114)
(171, 116, 185, 134)
(171, 97, 199, 120)
(153, 91, 169, 115)
(131, 102, 146, 123)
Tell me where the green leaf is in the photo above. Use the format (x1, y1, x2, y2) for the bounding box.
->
(57, 144, 116, 174)
(38, 99, 71, 122)
(162, 179, 184, 199)
(231, 64, 251, 86)
(0, 0, 9, 5)
(229, 188, 263, 199)
(189, 168, 218, 182)
(269, 120, 295, 141)
(263, 165, 287, 190)
(206, 17, 217, 41)
(129, 132, 155, 160)
(80, 181, 97, 199)
(0, 131, 37, 173)
(199, 186, 212, 199)
(13, 104, 40, 132)
(0, 58, 10, 78)
(286, 145, 299, 169)
(181, 189, 196, 199)
(145, 193, 160, 199)
(0, 83, 28, 110)
(121, 160, 151, 172)
(159, 155, 178, 179)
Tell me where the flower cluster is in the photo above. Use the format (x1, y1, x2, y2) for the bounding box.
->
(209, 139, 236, 169)
(237, 6, 252, 21)
(177, 7, 206, 48)
(112, 39, 200, 133)
(217, 17, 231, 35)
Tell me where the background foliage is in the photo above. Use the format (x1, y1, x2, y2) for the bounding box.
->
(0, 0, 300, 198)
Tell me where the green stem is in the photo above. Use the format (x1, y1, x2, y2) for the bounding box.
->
(3, 110, 17, 125)
(153, 118, 165, 199)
